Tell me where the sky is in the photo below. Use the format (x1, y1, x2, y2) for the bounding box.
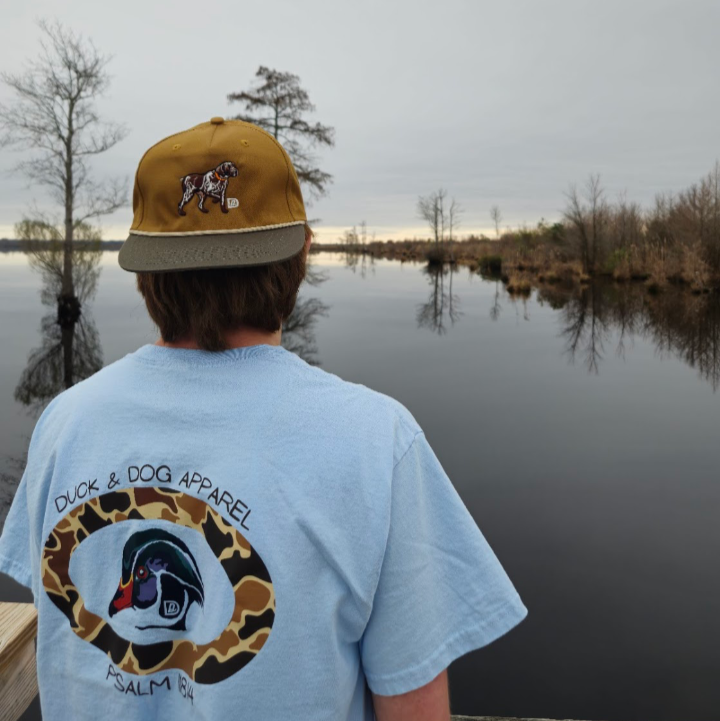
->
(0, 0, 719, 243)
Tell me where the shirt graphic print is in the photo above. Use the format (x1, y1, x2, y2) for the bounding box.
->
(43, 481, 273, 688)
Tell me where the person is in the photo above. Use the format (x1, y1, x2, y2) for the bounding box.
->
(0, 117, 527, 720)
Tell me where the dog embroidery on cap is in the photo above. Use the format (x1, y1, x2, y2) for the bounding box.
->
(178, 161, 239, 216)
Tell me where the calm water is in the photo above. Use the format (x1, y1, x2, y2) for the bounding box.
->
(1, 249, 719, 721)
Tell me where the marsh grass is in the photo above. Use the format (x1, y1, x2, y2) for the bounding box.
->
(506, 273, 533, 296)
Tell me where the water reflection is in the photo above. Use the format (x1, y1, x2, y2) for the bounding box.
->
(0, 456, 25, 527)
(2, 243, 103, 523)
(489, 279, 503, 321)
(14, 248, 331, 407)
(534, 281, 720, 388)
(282, 296, 329, 366)
(338, 251, 720, 390)
(648, 291, 720, 390)
(282, 261, 330, 366)
(417, 263, 462, 334)
(15, 242, 103, 412)
(342, 248, 375, 278)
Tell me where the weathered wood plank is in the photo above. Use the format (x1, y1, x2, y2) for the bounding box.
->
(0, 640, 37, 721)
(0, 602, 39, 721)
(0, 603, 37, 667)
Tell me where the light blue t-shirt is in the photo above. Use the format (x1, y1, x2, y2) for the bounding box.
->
(0, 343, 527, 720)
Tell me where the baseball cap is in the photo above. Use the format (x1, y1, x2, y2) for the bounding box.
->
(118, 117, 307, 272)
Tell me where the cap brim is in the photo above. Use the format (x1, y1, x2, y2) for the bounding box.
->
(118, 223, 306, 272)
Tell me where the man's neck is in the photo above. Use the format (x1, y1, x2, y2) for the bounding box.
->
(156, 327, 282, 350)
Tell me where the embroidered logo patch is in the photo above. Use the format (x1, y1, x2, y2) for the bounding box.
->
(227, 198, 239, 209)
(178, 161, 239, 216)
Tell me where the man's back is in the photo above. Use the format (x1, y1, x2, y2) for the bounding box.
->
(1, 343, 526, 720)
(1, 116, 526, 720)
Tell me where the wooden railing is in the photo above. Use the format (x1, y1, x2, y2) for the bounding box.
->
(0, 603, 38, 721)
(0, 602, 588, 721)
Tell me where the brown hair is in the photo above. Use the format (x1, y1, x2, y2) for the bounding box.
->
(136, 224, 311, 351)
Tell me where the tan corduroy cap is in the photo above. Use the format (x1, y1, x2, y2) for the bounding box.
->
(118, 117, 307, 272)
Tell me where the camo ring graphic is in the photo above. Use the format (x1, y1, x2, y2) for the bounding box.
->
(42, 487, 275, 684)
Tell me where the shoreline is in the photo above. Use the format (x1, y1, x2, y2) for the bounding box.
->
(310, 241, 720, 295)
(3, 238, 719, 295)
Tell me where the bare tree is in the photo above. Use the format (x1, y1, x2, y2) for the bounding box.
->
(490, 205, 503, 239)
(672, 161, 720, 271)
(341, 225, 359, 247)
(448, 198, 463, 241)
(358, 220, 368, 247)
(0, 20, 127, 298)
(564, 174, 608, 274)
(417, 189, 447, 244)
(612, 192, 644, 248)
(228, 66, 335, 201)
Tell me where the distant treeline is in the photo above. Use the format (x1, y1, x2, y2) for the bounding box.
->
(329, 163, 720, 293)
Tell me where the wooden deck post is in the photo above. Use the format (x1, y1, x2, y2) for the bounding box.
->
(0, 603, 38, 721)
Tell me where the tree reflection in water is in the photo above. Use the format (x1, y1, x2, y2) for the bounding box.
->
(15, 248, 332, 406)
(15, 242, 103, 412)
(3, 244, 102, 522)
(282, 297, 329, 365)
(282, 260, 330, 365)
(645, 290, 720, 390)
(341, 248, 375, 278)
(533, 281, 720, 388)
(417, 263, 462, 334)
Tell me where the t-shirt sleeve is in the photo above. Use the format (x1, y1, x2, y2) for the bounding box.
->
(360, 431, 527, 697)
(0, 471, 34, 591)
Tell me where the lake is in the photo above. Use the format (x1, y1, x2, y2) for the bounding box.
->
(1, 249, 719, 721)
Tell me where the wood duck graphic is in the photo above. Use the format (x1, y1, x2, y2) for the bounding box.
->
(109, 528, 204, 631)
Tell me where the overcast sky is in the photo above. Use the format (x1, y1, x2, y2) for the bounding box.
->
(1, 0, 719, 242)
